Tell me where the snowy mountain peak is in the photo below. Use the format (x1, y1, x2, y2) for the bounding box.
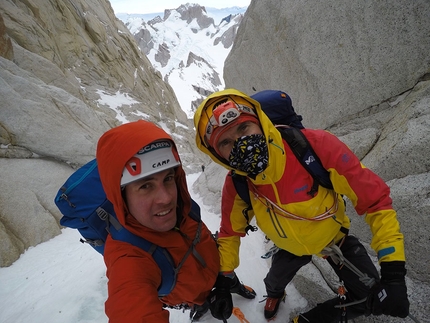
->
(119, 4, 246, 118)
(164, 3, 213, 28)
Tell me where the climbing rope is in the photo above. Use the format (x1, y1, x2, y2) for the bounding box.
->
(233, 306, 251, 323)
(322, 244, 376, 289)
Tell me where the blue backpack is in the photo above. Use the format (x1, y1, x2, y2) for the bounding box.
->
(232, 90, 333, 233)
(54, 159, 201, 297)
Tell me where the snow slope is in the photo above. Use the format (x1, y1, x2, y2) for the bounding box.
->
(0, 172, 313, 323)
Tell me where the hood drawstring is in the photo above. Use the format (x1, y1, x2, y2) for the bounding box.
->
(268, 136, 284, 154)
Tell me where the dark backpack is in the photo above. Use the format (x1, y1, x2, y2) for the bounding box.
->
(54, 158, 202, 297)
(232, 90, 333, 233)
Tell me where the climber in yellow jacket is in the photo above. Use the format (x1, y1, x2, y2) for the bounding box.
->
(193, 89, 409, 323)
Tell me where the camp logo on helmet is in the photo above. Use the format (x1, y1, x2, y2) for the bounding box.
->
(152, 158, 173, 169)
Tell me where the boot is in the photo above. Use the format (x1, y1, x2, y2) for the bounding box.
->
(190, 301, 209, 322)
(230, 276, 256, 299)
(294, 297, 344, 322)
(263, 291, 286, 319)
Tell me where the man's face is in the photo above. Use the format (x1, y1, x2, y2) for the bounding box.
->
(124, 168, 178, 232)
(216, 121, 263, 160)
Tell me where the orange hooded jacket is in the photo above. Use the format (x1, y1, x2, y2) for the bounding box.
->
(96, 120, 219, 322)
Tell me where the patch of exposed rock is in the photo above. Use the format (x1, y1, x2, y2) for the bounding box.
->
(0, 0, 206, 266)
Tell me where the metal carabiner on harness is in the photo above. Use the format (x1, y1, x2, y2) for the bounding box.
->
(337, 281, 347, 323)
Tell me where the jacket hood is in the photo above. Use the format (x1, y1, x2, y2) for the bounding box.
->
(96, 120, 191, 230)
(194, 88, 285, 180)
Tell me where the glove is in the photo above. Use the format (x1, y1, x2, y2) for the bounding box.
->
(208, 275, 233, 320)
(365, 261, 409, 318)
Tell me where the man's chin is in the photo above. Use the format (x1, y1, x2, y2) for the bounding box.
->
(156, 214, 177, 232)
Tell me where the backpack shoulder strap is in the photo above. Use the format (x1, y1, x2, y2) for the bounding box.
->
(189, 198, 202, 222)
(182, 198, 207, 267)
(110, 198, 205, 297)
(231, 173, 258, 234)
(110, 218, 176, 297)
(231, 173, 251, 205)
(279, 127, 333, 196)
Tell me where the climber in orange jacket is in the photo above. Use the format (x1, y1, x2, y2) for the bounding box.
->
(96, 120, 255, 322)
(193, 89, 409, 323)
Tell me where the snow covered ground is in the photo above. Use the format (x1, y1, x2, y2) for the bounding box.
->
(0, 173, 312, 323)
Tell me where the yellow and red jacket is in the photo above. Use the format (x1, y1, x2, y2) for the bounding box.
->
(194, 89, 405, 273)
(97, 120, 219, 323)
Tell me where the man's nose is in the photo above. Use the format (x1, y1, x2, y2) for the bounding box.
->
(155, 184, 171, 203)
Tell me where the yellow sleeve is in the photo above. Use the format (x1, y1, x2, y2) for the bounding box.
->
(365, 209, 405, 263)
(217, 235, 241, 272)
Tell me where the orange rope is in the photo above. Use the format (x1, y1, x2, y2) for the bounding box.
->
(248, 181, 339, 221)
(232, 307, 251, 323)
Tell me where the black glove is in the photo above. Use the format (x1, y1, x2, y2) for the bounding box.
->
(365, 261, 409, 318)
(208, 275, 233, 321)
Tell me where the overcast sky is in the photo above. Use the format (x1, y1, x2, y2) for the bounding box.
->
(109, 0, 250, 14)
